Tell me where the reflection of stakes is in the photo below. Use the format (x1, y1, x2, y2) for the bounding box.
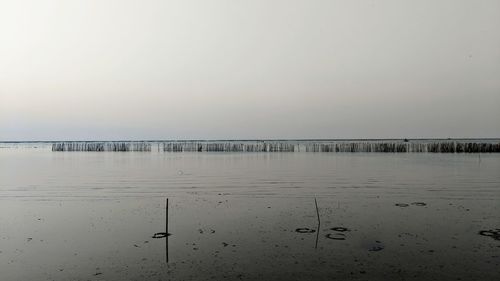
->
(166, 198, 169, 263)
(314, 198, 321, 249)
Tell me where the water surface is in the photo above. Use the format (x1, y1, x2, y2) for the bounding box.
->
(1, 147, 499, 280)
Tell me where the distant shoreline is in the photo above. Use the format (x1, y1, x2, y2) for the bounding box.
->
(2, 138, 500, 143)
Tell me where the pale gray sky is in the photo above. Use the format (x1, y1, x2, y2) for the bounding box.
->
(1, 0, 499, 140)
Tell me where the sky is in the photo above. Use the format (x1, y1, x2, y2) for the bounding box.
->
(1, 0, 499, 140)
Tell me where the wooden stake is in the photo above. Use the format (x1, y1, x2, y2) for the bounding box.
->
(165, 198, 168, 236)
(166, 198, 169, 263)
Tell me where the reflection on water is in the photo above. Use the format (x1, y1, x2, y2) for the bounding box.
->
(0, 149, 499, 280)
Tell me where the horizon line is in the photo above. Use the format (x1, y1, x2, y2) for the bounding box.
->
(2, 137, 500, 143)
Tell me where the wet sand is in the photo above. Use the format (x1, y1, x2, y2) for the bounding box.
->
(1, 149, 499, 280)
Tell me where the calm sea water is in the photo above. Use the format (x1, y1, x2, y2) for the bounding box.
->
(1, 145, 499, 280)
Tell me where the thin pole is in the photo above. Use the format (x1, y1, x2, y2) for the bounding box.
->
(166, 198, 169, 263)
(166, 198, 168, 235)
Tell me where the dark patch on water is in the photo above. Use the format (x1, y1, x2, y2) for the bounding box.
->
(366, 240, 385, 252)
(330, 227, 349, 232)
(295, 228, 315, 233)
(152, 232, 171, 238)
(326, 226, 351, 240)
(411, 202, 427, 206)
(479, 229, 500, 241)
(395, 203, 409, 207)
(368, 245, 384, 251)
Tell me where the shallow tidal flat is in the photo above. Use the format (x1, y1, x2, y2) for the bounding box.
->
(1, 147, 499, 280)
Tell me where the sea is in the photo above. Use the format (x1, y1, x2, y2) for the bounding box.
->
(1, 141, 499, 280)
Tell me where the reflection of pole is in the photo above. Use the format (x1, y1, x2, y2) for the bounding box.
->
(314, 198, 320, 249)
(166, 198, 169, 263)
(314, 198, 321, 225)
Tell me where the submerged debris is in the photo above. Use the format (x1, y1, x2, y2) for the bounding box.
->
(326, 233, 346, 240)
(478, 229, 500, 241)
(411, 202, 427, 206)
(295, 228, 316, 233)
(330, 227, 350, 232)
(368, 241, 385, 252)
(326, 226, 350, 240)
(152, 232, 171, 239)
(368, 245, 385, 252)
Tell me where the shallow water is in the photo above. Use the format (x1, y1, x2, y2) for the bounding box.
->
(1, 148, 499, 280)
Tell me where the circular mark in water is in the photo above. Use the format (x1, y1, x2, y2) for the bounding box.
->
(295, 228, 316, 234)
(411, 202, 427, 206)
(330, 227, 350, 232)
(395, 203, 409, 207)
(326, 233, 346, 240)
(152, 232, 171, 239)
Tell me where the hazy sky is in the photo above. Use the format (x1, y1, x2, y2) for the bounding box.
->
(1, 0, 499, 140)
